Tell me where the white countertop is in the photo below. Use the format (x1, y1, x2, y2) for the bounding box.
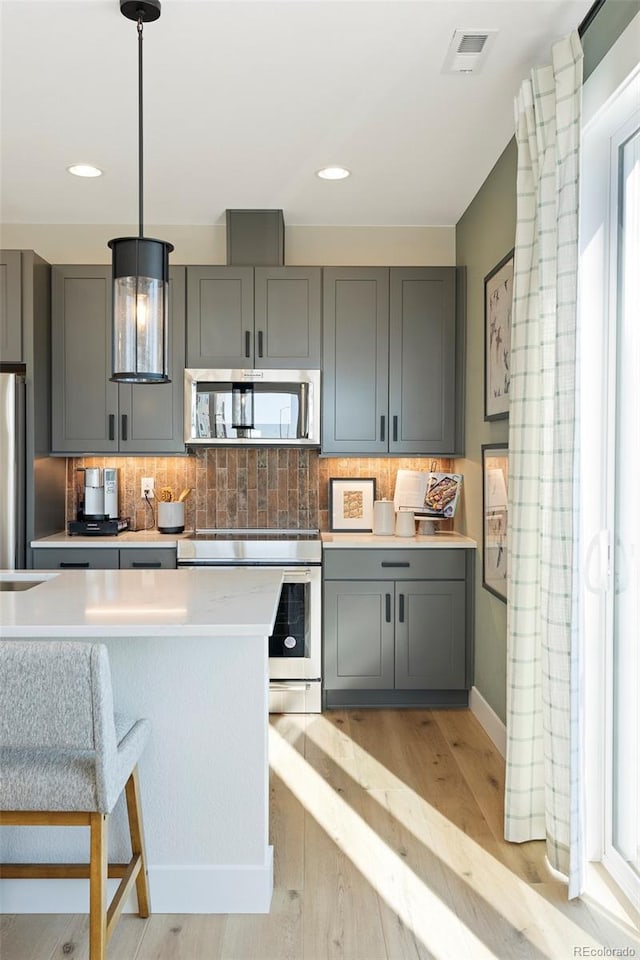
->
(0, 567, 283, 638)
(31, 530, 195, 548)
(321, 531, 476, 549)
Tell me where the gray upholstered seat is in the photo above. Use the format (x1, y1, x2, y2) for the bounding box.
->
(0, 640, 149, 813)
(0, 640, 151, 960)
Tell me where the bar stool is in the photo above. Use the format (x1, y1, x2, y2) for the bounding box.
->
(0, 640, 151, 960)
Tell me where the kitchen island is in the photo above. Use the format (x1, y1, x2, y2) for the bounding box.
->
(0, 567, 283, 914)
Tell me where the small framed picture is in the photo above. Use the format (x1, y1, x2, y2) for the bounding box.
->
(484, 249, 514, 421)
(329, 478, 376, 532)
(482, 444, 508, 602)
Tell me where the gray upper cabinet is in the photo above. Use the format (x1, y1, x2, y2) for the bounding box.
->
(389, 268, 457, 455)
(0, 250, 23, 361)
(322, 266, 463, 455)
(322, 268, 389, 454)
(51, 265, 186, 454)
(186, 266, 321, 369)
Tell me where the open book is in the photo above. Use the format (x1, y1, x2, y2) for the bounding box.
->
(394, 469, 463, 518)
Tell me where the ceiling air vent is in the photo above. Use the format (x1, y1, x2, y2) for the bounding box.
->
(442, 29, 498, 75)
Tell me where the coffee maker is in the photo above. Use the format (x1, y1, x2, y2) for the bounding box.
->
(68, 467, 129, 535)
(81, 467, 118, 520)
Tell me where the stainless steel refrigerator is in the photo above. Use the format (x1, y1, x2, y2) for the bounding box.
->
(0, 369, 26, 569)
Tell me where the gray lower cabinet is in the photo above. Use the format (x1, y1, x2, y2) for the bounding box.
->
(187, 266, 321, 368)
(119, 548, 177, 569)
(32, 547, 177, 569)
(32, 548, 119, 569)
(322, 267, 464, 456)
(51, 265, 186, 454)
(323, 548, 473, 708)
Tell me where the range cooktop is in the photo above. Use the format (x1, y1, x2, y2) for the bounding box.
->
(177, 529, 321, 564)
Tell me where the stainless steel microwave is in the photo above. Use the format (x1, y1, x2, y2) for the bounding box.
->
(184, 369, 320, 446)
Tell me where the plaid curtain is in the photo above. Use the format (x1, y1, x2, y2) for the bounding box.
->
(505, 31, 584, 898)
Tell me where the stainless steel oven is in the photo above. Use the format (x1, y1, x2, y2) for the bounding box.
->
(176, 531, 322, 713)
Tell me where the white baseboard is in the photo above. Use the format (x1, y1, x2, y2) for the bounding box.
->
(469, 686, 507, 758)
(0, 847, 274, 915)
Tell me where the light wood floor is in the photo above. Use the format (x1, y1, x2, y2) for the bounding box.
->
(1, 709, 639, 959)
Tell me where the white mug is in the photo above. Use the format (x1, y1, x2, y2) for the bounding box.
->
(395, 510, 415, 537)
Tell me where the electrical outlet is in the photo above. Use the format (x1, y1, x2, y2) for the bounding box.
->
(141, 477, 155, 499)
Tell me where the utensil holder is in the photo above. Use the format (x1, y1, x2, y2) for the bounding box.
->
(157, 501, 185, 534)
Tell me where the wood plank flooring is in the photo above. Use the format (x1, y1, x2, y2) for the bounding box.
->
(2, 709, 639, 959)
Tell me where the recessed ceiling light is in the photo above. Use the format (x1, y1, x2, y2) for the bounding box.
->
(316, 166, 351, 181)
(66, 163, 103, 178)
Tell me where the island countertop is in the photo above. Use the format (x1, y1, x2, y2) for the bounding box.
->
(0, 567, 283, 638)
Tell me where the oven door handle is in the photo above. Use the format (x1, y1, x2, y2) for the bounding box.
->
(269, 682, 311, 692)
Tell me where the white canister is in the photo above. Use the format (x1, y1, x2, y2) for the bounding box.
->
(372, 499, 395, 536)
(395, 510, 416, 537)
(157, 501, 185, 534)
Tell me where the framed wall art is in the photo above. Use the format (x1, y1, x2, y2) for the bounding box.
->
(484, 249, 514, 420)
(482, 443, 508, 602)
(328, 478, 376, 532)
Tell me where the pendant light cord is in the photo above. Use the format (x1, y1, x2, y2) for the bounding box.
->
(137, 17, 144, 238)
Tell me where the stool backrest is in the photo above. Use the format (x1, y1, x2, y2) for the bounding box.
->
(0, 640, 117, 758)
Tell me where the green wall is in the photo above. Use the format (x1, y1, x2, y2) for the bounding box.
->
(455, 0, 639, 724)
(455, 140, 516, 724)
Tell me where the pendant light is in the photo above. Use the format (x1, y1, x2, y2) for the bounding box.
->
(109, 0, 173, 383)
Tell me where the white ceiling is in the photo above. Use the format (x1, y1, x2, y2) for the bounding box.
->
(0, 0, 592, 228)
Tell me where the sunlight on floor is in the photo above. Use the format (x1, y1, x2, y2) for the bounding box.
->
(270, 716, 640, 959)
(270, 724, 494, 960)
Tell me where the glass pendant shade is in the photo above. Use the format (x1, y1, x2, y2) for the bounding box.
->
(109, 236, 174, 383)
(232, 384, 254, 430)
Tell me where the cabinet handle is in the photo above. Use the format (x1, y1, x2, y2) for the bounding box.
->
(60, 561, 90, 568)
(385, 593, 391, 623)
(258, 330, 264, 358)
(381, 561, 410, 568)
(131, 561, 162, 568)
(380, 415, 386, 442)
(108, 414, 115, 441)
(121, 414, 128, 441)
(399, 593, 405, 623)
(245, 330, 251, 358)
(393, 415, 398, 442)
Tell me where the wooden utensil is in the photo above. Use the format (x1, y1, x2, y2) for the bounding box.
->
(159, 487, 173, 502)
(178, 488, 191, 502)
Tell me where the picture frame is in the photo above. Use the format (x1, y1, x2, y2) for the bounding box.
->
(482, 444, 508, 602)
(329, 477, 376, 532)
(484, 249, 514, 421)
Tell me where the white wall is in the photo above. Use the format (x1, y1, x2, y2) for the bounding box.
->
(0, 223, 455, 266)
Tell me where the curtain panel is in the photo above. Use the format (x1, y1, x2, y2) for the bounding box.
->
(505, 30, 584, 898)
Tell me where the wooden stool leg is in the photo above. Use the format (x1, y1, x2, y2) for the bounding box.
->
(125, 765, 150, 917)
(89, 812, 108, 960)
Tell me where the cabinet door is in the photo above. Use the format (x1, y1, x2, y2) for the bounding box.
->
(324, 580, 394, 689)
(119, 267, 186, 453)
(394, 580, 466, 689)
(389, 267, 457, 454)
(119, 547, 177, 569)
(186, 266, 254, 367)
(322, 268, 389, 454)
(254, 267, 321, 367)
(0, 250, 22, 361)
(32, 547, 119, 569)
(51, 266, 119, 453)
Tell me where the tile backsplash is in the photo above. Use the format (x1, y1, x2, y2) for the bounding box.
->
(67, 452, 452, 532)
